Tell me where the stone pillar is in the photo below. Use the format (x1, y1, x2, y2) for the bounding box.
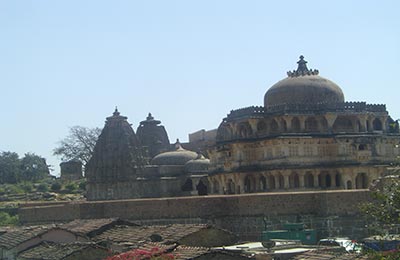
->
(330, 173, 336, 188)
(273, 174, 280, 189)
(283, 116, 292, 132)
(358, 115, 367, 132)
(248, 119, 259, 135)
(313, 172, 319, 188)
(324, 113, 338, 133)
(299, 116, 306, 132)
(282, 171, 290, 189)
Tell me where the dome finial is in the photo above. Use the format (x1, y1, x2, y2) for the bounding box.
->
(175, 139, 184, 150)
(147, 113, 154, 120)
(113, 106, 120, 116)
(287, 55, 319, 77)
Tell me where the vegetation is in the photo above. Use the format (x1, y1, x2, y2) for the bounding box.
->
(105, 247, 176, 260)
(0, 212, 18, 226)
(53, 126, 101, 167)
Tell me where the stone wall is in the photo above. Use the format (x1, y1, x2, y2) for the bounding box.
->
(19, 190, 371, 240)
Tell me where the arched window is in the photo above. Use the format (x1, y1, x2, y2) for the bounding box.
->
(181, 179, 193, 191)
(333, 117, 354, 132)
(291, 117, 301, 132)
(196, 180, 208, 196)
(270, 120, 279, 134)
(268, 175, 276, 189)
(305, 172, 314, 188)
(335, 173, 341, 188)
(356, 173, 368, 189)
(289, 172, 300, 188)
(373, 118, 382, 131)
(346, 180, 352, 189)
(257, 121, 267, 134)
(305, 117, 319, 132)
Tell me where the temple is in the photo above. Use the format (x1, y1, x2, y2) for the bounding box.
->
(85, 56, 400, 200)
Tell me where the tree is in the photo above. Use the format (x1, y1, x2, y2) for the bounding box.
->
(0, 152, 21, 184)
(53, 126, 101, 167)
(360, 167, 400, 234)
(20, 153, 50, 182)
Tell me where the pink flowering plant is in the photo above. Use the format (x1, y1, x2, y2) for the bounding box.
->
(105, 247, 176, 260)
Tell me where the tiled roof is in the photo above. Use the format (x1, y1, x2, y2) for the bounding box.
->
(18, 241, 107, 260)
(94, 224, 209, 245)
(291, 250, 369, 260)
(0, 225, 54, 249)
(171, 246, 210, 260)
(58, 218, 138, 237)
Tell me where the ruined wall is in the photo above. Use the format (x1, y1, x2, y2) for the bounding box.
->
(19, 190, 371, 240)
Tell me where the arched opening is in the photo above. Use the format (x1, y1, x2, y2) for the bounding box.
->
(226, 179, 235, 194)
(304, 172, 314, 188)
(181, 179, 193, 191)
(358, 144, 366, 151)
(346, 180, 353, 189)
(278, 174, 284, 189)
(257, 121, 268, 135)
(196, 180, 208, 195)
(356, 173, 368, 189)
(289, 172, 300, 188)
(259, 176, 267, 191)
(213, 180, 220, 194)
(325, 174, 332, 188)
(238, 122, 252, 138)
(335, 173, 341, 188)
(217, 125, 233, 141)
(291, 117, 301, 132)
(270, 120, 279, 134)
(244, 175, 256, 193)
(268, 175, 275, 189)
(305, 117, 319, 132)
(333, 117, 354, 133)
(373, 118, 382, 131)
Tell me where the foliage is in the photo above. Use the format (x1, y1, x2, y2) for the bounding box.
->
(20, 182, 33, 193)
(360, 174, 400, 234)
(79, 180, 86, 190)
(51, 182, 62, 192)
(0, 212, 19, 226)
(0, 152, 21, 184)
(365, 249, 400, 260)
(37, 183, 49, 192)
(65, 182, 78, 193)
(53, 126, 101, 167)
(105, 247, 176, 260)
(19, 153, 50, 182)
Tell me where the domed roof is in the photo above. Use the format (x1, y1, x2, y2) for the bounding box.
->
(264, 56, 344, 109)
(151, 140, 197, 166)
(184, 153, 210, 173)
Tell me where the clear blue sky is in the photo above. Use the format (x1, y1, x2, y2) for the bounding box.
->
(0, 1, 399, 176)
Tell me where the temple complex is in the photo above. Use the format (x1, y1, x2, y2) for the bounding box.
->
(208, 56, 399, 194)
(85, 56, 400, 200)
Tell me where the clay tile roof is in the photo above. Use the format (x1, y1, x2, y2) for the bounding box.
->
(291, 250, 369, 260)
(18, 241, 107, 260)
(94, 224, 209, 245)
(59, 218, 138, 237)
(171, 246, 210, 260)
(0, 225, 54, 249)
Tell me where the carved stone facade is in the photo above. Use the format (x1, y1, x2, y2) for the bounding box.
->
(208, 56, 400, 194)
(85, 109, 210, 200)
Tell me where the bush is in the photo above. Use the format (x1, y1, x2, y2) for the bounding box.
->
(6, 184, 24, 194)
(51, 182, 62, 192)
(37, 183, 49, 192)
(78, 181, 86, 191)
(20, 183, 33, 193)
(0, 212, 18, 226)
(65, 183, 77, 193)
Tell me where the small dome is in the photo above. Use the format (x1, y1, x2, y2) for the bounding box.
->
(264, 56, 344, 109)
(185, 153, 210, 173)
(151, 140, 197, 166)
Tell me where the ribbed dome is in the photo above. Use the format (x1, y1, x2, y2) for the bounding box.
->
(264, 56, 344, 109)
(184, 153, 210, 173)
(151, 141, 197, 166)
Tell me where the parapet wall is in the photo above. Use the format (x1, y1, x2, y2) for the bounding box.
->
(19, 189, 369, 222)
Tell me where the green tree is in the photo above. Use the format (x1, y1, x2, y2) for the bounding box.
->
(0, 152, 21, 184)
(53, 126, 101, 167)
(360, 169, 400, 235)
(20, 153, 50, 182)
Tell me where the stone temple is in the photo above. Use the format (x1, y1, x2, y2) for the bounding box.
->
(86, 56, 400, 200)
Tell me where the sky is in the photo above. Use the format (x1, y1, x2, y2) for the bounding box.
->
(0, 1, 399, 176)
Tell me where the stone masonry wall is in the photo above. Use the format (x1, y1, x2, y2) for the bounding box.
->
(19, 190, 371, 240)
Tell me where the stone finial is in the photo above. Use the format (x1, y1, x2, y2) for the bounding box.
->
(113, 107, 120, 116)
(287, 55, 319, 77)
(147, 113, 154, 121)
(175, 139, 184, 150)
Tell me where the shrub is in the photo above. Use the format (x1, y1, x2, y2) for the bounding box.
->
(78, 180, 86, 191)
(20, 183, 33, 193)
(51, 182, 62, 192)
(0, 212, 19, 226)
(65, 183, 77, 193)
(37, 183, 49, 192)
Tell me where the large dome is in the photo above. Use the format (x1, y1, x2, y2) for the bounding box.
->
(264, 56, 344, 109)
